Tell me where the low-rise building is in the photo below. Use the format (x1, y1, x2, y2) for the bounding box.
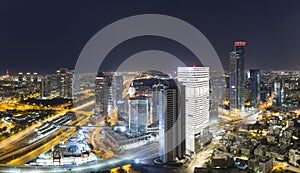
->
(289, 148, 300, 167)
(266, 134, 277, 144)
(240, 147, 250, 157)
(254, 145, 268, 157)
(211, 151, 234, 168)
(259, 157, 273, 173)
(230, 144, 240, 155)
(248, 157, 259, 171)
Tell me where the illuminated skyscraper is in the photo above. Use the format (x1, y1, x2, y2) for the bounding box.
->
(250, 69, 260, 108)
(177, 67, 209, 154)
(112, 75, 124, 119)
(33, 72, 38, 87)
(129, 96, 148, 134)
(230, 41, 246, 115)
(273, 78, 284, 106)
(41, 74, 53, 98)
(56, 68, 73, 99)
(25, 72, 32, 87)
(95, 73, 106, 115)
(156, 80, 185, 163)
(152, 84, 165, 124)
(18, 72, 24, 87)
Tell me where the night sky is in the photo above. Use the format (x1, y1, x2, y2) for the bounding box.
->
(1, 0, 300, 74)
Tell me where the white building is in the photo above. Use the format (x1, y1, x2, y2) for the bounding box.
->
(177, 67, 209, 154)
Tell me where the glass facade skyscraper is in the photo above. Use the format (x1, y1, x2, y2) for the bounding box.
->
(250, 69, 260, 108)
(230, 41, 246, 115)
(129, 96, 148, 134)
(156, 81, 185, 163)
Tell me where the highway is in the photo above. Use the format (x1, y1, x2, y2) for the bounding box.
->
(0, 100, 95, 164)
(6, 100, 95, 165)
(0, 95, 163, 172)
(0, 142, 160, 173)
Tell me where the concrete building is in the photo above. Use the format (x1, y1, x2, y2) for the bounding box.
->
(289, 148, 300, 167)
(211, 151, 234, 168)
(259, 157, 273, 173)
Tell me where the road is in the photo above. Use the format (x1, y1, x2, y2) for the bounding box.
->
(7, 106, 93, 165)
(0, 100, 95, 164)
(88, 128, 115, 158)
(185, 141, 216, 173)
(274, 161, 300, 173)
(0, 142, 160, 173)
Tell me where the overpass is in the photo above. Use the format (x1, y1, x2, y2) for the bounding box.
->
(47, 122, 159, 132)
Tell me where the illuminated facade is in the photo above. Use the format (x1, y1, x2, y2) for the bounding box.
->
(177, 67, 209, 154)
(157, 81, 185, 163)
(111, 75, 124, 119)
(129, 96, 148, 134)
(273, 78, 284, 106)
(56, 68, 73, 99)
(152, 84, 165, 124)
(95, 74, 106, 115)
(250, 69, 260, 108)
(230, 41, 246, 115)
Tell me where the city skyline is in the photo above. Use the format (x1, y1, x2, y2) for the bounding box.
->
(1, 1, 300, 173)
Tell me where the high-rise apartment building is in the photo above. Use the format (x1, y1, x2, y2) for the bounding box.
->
(56, 68, 73, 99)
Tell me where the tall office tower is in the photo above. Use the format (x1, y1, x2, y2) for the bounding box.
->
(105, 75, 114, 115)
(250, 69, 260, 108)
(274, 79, 284, 106)
(129, 96, 149, 134)
(112, 75, 124, 119)
(177, 67, 209, 154)
(157, 80, 185, 163)
(209, 73, 225, 122)
(56, 68, 73, 99)
(152, 84, 165, 124)
(18, 72, 24, 87)
(229, 41, 246, 115)
(95, 73, 106, 115)
(112, 75, 123, 103)
(94, 72, 114, 116)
